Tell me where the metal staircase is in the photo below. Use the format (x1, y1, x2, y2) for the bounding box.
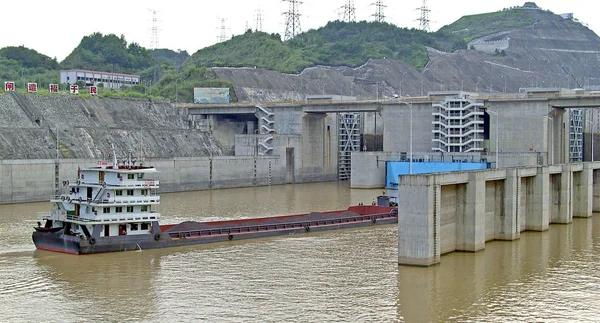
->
(338, 113, 361, 180)
(255, 104, 275, 155)
(570, 109, 584, 162)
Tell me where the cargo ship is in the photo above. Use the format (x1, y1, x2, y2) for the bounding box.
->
(33, 153, 397, 255)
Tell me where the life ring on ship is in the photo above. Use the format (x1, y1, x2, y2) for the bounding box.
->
(78, 197, 83, 202)
(61, 196, 65, 201)
(102, 182, 107, 188)
(88, 237, 96, 245)
(154, 233, 161, 241)
(76, 180, 80, 185)
(228, 234, 233, 240)
(62, 180, 67, 187)
(107, 193, 110, 198)
(66, 196, 71, 202)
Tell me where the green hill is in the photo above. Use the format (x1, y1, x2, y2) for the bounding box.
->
(438, 7, 537, 42)
(60, 32, 153, 74)
(185, 21, 466, 73)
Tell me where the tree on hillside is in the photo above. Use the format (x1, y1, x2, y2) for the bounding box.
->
(60, 32, 153, 73)
(0, 46, 58, 69)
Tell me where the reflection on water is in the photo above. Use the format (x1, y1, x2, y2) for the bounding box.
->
(0, 182, 599, 322)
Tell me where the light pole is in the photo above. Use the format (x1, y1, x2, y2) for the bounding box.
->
(400, 71, 407, 97)
(488, 110, 499, 168)
(543, 116, 554, 164)
(175, 78, 182, 103)
(587, 118, 594, 161)
(475, 77, 482, 93)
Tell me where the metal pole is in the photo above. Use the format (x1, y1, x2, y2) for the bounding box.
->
(588, 118, 594, 162)
(544, 116, 554, 164)
(488, 110, 499, 168)
(408, 102, 413, 174)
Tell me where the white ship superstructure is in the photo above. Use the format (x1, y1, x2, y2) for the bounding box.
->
(42, 153, 160, 239)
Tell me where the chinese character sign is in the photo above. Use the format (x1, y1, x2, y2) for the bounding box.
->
(89, 86, 98, 96)
(70, 85, 79, 94)
(4, 81, 15, 92)
(49, 84, 59, 94)
(27, 83, 38, 93)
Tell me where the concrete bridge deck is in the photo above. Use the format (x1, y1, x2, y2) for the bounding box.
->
(176, 92, 600, 116)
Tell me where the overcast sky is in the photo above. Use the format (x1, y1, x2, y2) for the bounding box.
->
(3, 0, 598, 62)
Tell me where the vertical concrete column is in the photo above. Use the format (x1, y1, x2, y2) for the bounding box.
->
(592, 167, 600, 212)
(528, 167, 550, 231)
(497, 169, 520, 240)
(553, 165, 573, 223)
(398, 175, 440, 266)
(573, 164, 593, 218)
(457, 172, 486, 251)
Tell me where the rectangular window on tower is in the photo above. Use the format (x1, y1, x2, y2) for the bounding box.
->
(103, 207, 110, 214)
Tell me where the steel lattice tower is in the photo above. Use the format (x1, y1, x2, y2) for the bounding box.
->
(283, 0, 302, 41)
(416, 0, 431, 32)
(149, 10, 159, 49)
(255, 7, 264, 32)
(218, 18, 228, 42)
(372, 0, 386, 23)
(341, 0, 356, 22)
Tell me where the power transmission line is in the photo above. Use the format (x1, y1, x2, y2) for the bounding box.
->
(283, 0, 302, 41)
(341, 0, 356, 22)
(416, 0, 431, 32)
(372, 0, 386, 23)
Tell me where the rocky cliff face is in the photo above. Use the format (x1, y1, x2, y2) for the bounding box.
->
(0, 93, 226, 159)
(214, 8, 600, 100)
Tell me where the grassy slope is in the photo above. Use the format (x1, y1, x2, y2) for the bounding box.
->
(438, 8, 537, 42)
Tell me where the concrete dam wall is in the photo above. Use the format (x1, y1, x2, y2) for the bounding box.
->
(0, 156, 284, 204)
(0, 93, 226, 160)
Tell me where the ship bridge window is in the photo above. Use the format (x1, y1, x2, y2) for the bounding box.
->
(127, 190, 134, 196)
(127, 206, 133, 212)
(130, 223, 138, 231)
(137, 173, 144, 179)
(141, 205, 148, 212)
(116, 207, 123, 213)
(141, 223, 149, 230)
(127, 174, 134, 180)
(141, 189, 148, 196)
(116, 190, 123, 196)
(103, 207, 110, 213)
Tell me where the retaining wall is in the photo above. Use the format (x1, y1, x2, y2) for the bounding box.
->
(0, 156, 284, 204)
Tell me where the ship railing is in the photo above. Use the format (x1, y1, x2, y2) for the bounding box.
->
(73, 197, 161, 205)
(80, 180, 160, 188)
(166, 210, 398, 239)
(64, 212, 160, 224)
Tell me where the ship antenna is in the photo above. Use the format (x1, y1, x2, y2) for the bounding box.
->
(111, 143, 118, 167)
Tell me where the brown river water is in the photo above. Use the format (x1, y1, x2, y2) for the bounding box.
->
(1, 181, 599, 322)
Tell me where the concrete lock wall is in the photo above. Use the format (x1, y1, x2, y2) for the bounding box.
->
(0, 156, 284, 204)
(398, 162, 600, 266)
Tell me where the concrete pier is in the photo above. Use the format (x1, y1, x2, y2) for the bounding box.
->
(398, 162, 600, 266)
